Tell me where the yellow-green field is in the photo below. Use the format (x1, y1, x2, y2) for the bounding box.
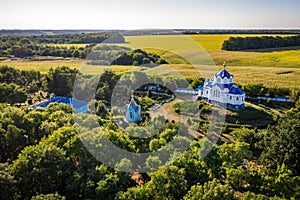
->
(1, 34, 299, 89)
(47, 44, 88, 48)
(122, 34, 300, 68)
(0, 59, 138, 75)
(145, 64, 300, 88)
(122, 34, 300, 88)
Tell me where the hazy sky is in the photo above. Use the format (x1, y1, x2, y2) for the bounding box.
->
(0, 0, 299, 29)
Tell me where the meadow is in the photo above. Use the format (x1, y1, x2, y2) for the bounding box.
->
(124, 34, 300, 89)
(0, 59, 139, 75)
(1, 34, 299, 89)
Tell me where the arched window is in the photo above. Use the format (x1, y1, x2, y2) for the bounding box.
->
(229, 96, 232, 100)
(236, 97, 239, 101)
(130, 112, 133, 119)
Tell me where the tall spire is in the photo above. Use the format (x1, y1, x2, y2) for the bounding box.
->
(223, 61, 226, 70)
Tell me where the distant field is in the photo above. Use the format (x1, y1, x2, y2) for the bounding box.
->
(122, 34, 300, 88)
(145, 64, 300, 88)
(1, 34, 299, 89)
(47, 44, 88, 48)
(122, 34, 300, 68)
(0, 59, 138, 75)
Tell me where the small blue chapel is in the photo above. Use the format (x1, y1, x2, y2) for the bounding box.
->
(125, 97, 142, 122)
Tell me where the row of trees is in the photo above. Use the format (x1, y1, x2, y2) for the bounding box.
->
(0, 65, 298, 107)
(0, 33, 125, 58)
(0, 66, 41, 86)
(222, 35, 300, 51)
(0, 33, 124, 45)
(1, 41, 94, 58)
(111, 49, 167, 66)
(242, 83, 291, 98)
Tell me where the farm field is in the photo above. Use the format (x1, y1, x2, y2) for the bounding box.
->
(0, 59, 139, 75)
(124, 34, 300, 89)
(123, 34, 300, 67)
(1, 34, 299, 89)
(145, 64, 300, 88)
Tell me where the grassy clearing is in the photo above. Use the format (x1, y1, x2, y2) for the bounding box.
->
(226, 102, 275, 128)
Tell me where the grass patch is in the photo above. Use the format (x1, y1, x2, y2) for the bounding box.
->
(138, 96, 155, 108)
(226, 103, 275, 128)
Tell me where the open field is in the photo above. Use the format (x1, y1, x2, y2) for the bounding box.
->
(121, 34, 300, 88)
(145, 64, 300, 88)
(47, 44, 88, 48)
(0, 59, 139, 75)
(0, 34, 299, 89)
(122, 34, 300, 68)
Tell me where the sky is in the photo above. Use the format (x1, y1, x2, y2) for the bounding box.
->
(0, 0, 299, 29)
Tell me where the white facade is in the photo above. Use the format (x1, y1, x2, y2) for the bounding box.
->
(198, 64, 245, 109)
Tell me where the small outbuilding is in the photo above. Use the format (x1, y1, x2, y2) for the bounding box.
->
(33, 96, 89, 113)
(125, 97, 142, 122)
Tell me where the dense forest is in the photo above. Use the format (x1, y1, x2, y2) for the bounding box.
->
(0, 66, 299, 199)
(0, 33, 125, 58)
(86, 45, 167, 66)
(222, 35, 300, 51)
(0, 34, 166, 67)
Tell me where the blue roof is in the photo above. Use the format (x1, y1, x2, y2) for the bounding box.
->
(216, 69, 232, 79)
(211, 83, 233, 90)
(34, 96, 88, 109)
(223, 83, 233, 89)
(127, 98, 140, 112)
(229, 85, 245, 95)
(195, 85, 204, 90)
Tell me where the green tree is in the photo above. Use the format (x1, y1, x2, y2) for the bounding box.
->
(11, 143, 68, 198)
(259, 108, 300, 175)
(0, 83, 27, 104)
(0, 163, 19, 200)
(218, 142, 253, 167)
(45, 66, 79, 97)
(31, 193, 66, 200)
(183, 178, 234, 200)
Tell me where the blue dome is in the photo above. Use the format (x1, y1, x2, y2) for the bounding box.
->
(216, 69, 232, 79)
(229, 85, 245, 95)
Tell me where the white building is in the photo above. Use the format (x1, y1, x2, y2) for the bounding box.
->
(197, 63, 245, 109)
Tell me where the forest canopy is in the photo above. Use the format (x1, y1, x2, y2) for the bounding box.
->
(222, 35, 300, 51)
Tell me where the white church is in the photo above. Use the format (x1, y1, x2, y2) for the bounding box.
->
(197, 63, 245, 109)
